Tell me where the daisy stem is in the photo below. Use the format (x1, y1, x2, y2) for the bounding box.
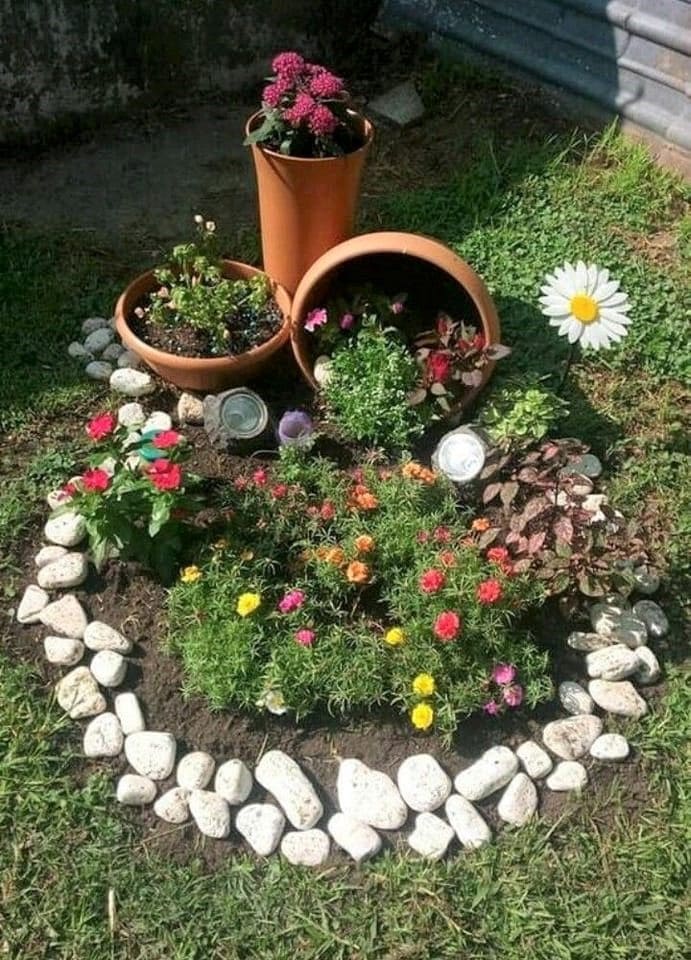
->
(557, 342, 578, 394)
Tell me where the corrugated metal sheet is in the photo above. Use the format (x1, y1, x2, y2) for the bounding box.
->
(380, 0, 691, 151)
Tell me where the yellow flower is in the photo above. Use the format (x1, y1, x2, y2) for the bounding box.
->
(411, 702, 434, 730)
(180, 565, 202, 584)
(236, 592, 261, 617)
(412, 673, 436, 697)
(384, 627, 406, 647)
(213, 538, 229, 550)
(240, 549, 255, 561)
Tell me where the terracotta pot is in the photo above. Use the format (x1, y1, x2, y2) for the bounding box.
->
(246, 111, 374, 295)
(290, 231, 501, 414)
(115, 260, 291, 392)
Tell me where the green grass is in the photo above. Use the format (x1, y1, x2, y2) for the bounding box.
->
(1, 110, 689, 957)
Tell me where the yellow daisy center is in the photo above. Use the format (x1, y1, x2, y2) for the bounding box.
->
(570, 293, 599, 324)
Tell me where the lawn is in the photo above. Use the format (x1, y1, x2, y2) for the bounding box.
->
(0, 76, 689, 958)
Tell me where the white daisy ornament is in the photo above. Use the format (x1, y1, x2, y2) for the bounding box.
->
(539, 261, 631, 350)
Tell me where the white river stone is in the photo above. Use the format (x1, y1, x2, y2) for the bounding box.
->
(445, 794, 491, 849)
(117, 349, 143, 369)
(39, 594, 88, 637)
(117, 402, 146, 428)
(313, 355, 333, 387)
(44, 635, 84, 666)
(634, 646, 661, 684)
(56, 666, 106, 719)
(407, 812, 455, 860)
(116, 774, 157, 805)
(114, 692, 145, 734)
(142, 411, 172, 434)
(82, 316, 109, 335)
(256, 750, 323, 830)
(542, 715, 603, 759)
(585, 644, 641, 681)
(337, 758, 407, 830)
(610, 616, 648, 649)
(84, 621, 132, 653)
(280, 829, 330, 867)
(588, 679, 648, 718)
(124, 731, 176, 780)
(327, 813, 381, 863)
(453, 746, 518, 801)
(632, 600, 669, 639)
(35, 545, 68, 569)
(214, 760, 253, 805)
(177, 392, 204, 424)
(236, 803, 285, 855)
(177, 751, 215, 791)
(497, 773, 538, 826)
(16, 584, 50, 623)
(590, 733, 630, 761)
(154, 787, 190, 824)
(37, 552, 88, 590)
(189, 790, 231, 839)
(44, 511, 86, 548)
(83, 712, 124, 758)
(89, 649, 127, 687)
(567, 631, 616, 652)
(85, 360, 113, 381)
(83, 327, 115, 354)
(546, 761, 588, 791)
(397, 753, 452, 812)
(110, 368, 155, 397)
(559, 680, 595, 715)
(515, 740, 553, 779)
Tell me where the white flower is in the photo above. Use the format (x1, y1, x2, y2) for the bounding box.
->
(205, 220, 216, 233)
(257, 689, 287, 715)
(194, 214, 204, 224)
(539, 261, 631, 350)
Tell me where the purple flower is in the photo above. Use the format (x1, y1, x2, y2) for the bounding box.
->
(339, 312, 355, 331)
(483, 700, 500, 717)
(491, 663, 517, 686)
(503, 684, 524, 708)
(277, 410, 314, 447)
(304, 307, 328, 333)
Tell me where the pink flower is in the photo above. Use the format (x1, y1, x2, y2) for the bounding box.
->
(503, 684, 524, 708)
(295, 628, 315, 647)
(308, 104, 337, 137)
(390, 300, 405, 315)
(419, 569, 446, 594)
(283, 92, 315, 126)
(87, 413, 116, 441)
(271, 484, 288, 500)
(252, 468, 268, 487)
(262, 76, 291, 107)
(309, 69, 343, 98)
(491, 663, 516, 686)
(339, 312, 355, 331)
(271, 51, 306, 76)
(278, 589, 305, 614)
(476, 578, 503, 604)
(487, 546, 510, 564)
(433, 611, 461, 642)
(304, 307, 328, 333)
(483, 700, 500, 717)
(433, 526, 451, 543)
(81, 468, 110, 493)
(319, 501, 335, 521)
(416, 530, 430, 544)
(153, 430, 181, 449)
(147, 459, 182, 491)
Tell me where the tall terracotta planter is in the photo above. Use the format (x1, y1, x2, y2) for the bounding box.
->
(246, 111, 374, 295)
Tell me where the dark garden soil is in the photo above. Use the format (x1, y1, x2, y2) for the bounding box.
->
(4, 369, 664, 870)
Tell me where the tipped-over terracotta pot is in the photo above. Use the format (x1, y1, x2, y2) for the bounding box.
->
(246, 111, 374, 296)
(290, 231, 502, 414)
(115, 260, 291, 392)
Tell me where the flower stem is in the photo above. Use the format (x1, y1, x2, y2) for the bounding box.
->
(558, 342, 578, 394)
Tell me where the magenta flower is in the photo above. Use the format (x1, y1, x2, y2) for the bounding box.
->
(283, 92, 315, 126)
(278, 589, 305, 614)
(339, 312, 355, 331)
(309, 70, 343, 98)
(503, 684, 524, 708)
(262, 77, 291, 107)
(483, 700, 500, 717)
(390, 299, 405, 315)
(309, 104, 337, 137)
(304, 307, 328, 332)
(271, 52, 306, 76)
(491, 663, 517, 686)
(295, 628, 315, 647)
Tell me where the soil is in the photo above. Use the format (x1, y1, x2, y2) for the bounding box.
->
(4, 387, 663, 870)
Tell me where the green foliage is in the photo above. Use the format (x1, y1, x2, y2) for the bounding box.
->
(322, 319, 428, 450)
(480, 380, 570, 447)
(168, 452, 549, 740)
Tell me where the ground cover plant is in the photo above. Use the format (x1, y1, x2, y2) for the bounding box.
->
(0, 56, 689, 959)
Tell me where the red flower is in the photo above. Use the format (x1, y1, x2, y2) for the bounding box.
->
(61, 482, 78, 499)
(476, 578, 503, 604)
(426, 350, 452, 384)
(433, 611, 461, 642)
(81, 468, 110, 493)
(487, 546, 509, 564)
(320, 501, 336, 521)
(147, 459, 182, 491)
(252, 468, 268, 487)
(271, 484, 288, 500)
(153, 430, 181, 449)
(419, 569, 446, 594)
(87, 413, 116, 441)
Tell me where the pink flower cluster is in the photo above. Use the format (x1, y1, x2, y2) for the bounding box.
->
(483, 662, 524, 716)
(278, 589, 305, 614)
(262, 51, 345, 139)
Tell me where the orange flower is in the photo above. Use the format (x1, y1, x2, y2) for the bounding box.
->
(348, 484, 379, 511)
(315, 546, 330, 561)
(401, 461, 437, 485)
(472, 517, 490, 532)
(346, 560, 371, 584)
(325, 546, 346, 568)
(439, 550, 457, 568)
(354, 534, 375, 554)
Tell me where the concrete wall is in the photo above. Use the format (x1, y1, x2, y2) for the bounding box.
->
(0, 0, 377, 143)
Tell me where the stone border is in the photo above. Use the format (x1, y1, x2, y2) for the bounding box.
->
(16, 336, 669, 864)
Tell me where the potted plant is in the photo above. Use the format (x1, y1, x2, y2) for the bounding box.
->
(244, 51, 374, 295)
(115, 217, 291, 392)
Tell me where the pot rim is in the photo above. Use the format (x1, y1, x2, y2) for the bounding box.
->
(114, 259, 291, 370)
(244, 110, 374, 163)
